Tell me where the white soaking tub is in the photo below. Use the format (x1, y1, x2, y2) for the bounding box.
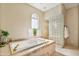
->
(9, 38, 55, 56)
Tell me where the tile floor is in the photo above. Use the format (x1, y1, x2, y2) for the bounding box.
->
(54, 51, 64, 56)
(56, 45, 79, 56)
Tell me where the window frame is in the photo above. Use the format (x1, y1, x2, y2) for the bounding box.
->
(31, 13, 39, 36)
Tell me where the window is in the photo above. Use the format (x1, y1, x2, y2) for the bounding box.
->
(32, 13, 39, 36)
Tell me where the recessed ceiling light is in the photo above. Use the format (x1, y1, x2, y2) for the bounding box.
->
(43, 6, 47, 9)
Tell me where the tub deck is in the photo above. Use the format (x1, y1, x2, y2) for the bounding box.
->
(0, 38, 55, 56)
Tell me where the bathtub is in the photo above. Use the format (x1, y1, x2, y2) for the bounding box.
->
(9, 38, 55, 56)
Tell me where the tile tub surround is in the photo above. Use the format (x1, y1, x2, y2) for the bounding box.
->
(10, 38, 49, 54)
(0, 44, 11, 56)
(0, 38, 55, 56)
(9, 39, 55, 56)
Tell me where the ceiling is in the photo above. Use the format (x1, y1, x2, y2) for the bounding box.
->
(28, 3, 79, 12)
(29, 3, 60, 12)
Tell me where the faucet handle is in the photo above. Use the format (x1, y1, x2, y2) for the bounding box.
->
(13, 44, 19, 51)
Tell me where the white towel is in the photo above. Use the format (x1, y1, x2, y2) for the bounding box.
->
(64, 26, 69, 39)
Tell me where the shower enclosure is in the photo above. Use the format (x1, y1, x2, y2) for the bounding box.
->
(49, 14, 64, 47)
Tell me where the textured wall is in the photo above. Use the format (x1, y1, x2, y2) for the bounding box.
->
(0, 4, 45, 40)
(0, 6, 1, 29)
(65, 6, 79, 48)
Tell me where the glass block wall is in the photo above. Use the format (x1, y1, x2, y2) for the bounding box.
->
(49, 14, 64, 47)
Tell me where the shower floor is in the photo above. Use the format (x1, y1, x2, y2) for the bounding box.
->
(56, 44, 79, 56)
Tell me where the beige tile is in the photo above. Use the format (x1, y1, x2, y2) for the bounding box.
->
(56, 45, 79, 56)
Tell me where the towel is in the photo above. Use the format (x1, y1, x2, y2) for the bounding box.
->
(64, 26, 69, 39)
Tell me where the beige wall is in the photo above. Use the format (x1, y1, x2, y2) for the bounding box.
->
(0, 4, 45, 40)
(45, 4, 64, 20)
(0, 5, 1, 28)
(65, 6, 79, 48)
(0, 4, 65, 41)
(42, 20, 49, 38)
(0, 6, 1, 28)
